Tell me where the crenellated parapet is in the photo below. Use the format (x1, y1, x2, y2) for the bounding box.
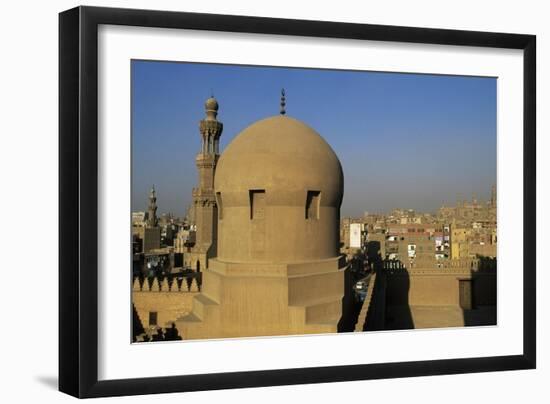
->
(132, 276, 201, 293)
(382, 257, 496, 275)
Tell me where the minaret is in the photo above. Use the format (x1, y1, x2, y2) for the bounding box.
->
(146, 185, 158, 228)
(491, 184, 497, 208)
(143, 186, 161, 253)
(189, 96, 223, 271)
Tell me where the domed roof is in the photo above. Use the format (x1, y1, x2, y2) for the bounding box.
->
(215, 115, 343, 206)
(205, 97, 219, 111)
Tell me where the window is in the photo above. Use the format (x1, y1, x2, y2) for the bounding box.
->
(305, 190, 321, 219)
(249, 190, 266, 220)
(216, 192, 223, 220)
(149, 311, 158, 326)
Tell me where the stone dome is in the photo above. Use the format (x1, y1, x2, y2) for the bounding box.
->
(215, 115, 343, 206)
(214, 115, 343, 263)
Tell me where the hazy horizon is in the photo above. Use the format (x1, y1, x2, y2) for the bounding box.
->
(132, 60, 496, 218)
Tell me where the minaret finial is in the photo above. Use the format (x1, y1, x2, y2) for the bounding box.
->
(204, 95, 219, 121)
(280, 88, 286, 115)
(200, 96, 223, 155)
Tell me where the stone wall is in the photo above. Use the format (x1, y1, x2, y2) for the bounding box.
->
(133, 291, 198, 329)
(362, 258, 497, 330)
(367, 270, 387, 331)
(132, 276, 200, 330)
(384, 268, 496, 307)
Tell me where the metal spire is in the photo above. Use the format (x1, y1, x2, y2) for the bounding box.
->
(280, 88, 286, 115)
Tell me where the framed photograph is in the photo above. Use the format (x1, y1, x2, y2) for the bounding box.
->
(59, 6, 536, 398)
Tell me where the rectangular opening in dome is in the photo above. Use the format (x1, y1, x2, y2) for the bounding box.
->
(249, 189, 266, 220)
(306, 190, 321, 220)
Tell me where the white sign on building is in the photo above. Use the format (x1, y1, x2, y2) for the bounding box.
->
(349, 223, 362, 248)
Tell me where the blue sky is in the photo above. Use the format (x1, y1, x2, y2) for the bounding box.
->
(132, 60, 496, 218)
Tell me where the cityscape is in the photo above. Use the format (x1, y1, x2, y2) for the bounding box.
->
(131, 62, 497, 342)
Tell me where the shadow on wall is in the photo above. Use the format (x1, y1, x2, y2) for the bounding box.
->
(380, 257, 496, 331)
(338, 262, 362, 332)
(364, 240, 414, 329)
(382, 261, 414, 330)
(359, 241, 394, 331)
(132, 303, 145, 342)
(462, 256, 497, 327)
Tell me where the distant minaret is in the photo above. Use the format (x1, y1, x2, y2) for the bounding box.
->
(189, 96, 223, 271)
(491, 184, 497, 208)
(143, 185, 161, 252)
(146, 185, 158, 228)
(280, 88, 286, 115)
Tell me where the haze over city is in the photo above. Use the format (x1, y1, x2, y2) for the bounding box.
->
(132, 60, 496, 217)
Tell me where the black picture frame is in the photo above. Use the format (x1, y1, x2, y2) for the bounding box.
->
(59, 5, 536, 398)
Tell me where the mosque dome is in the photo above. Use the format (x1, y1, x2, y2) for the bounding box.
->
(214, 115, 344, 263)
(215, 115, 343, 206)
(178, 115, 346, 340)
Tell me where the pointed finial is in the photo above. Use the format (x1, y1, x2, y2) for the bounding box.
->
(280, 88, 286, 115)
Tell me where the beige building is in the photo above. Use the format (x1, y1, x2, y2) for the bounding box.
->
(176, 102, 347, 339)
(450, 224, 470, 259)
